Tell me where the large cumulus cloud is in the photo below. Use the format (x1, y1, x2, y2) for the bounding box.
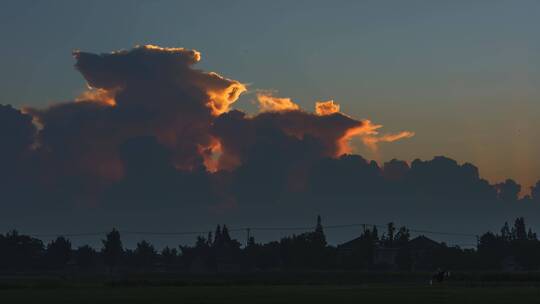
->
(0, 44, 538, 245)
(4, 44, 531, 230)
(25, 45, 247, 189)
(23, 44, 413, 200)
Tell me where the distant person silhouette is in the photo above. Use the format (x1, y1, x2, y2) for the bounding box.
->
(430, 268, 449, 285)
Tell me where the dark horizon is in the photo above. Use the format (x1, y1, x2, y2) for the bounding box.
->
(2, 215, 537, 272)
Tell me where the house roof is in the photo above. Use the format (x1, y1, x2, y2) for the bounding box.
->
(337, 236, 362, 249)
(338, 235, 442, 250)
(408, 235, 442, 250)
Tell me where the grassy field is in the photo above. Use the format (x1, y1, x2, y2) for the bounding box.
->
(2, 284, 540, 304)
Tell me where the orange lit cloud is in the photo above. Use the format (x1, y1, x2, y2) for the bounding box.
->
(141, 44, 202, 62)
(76, 88, 117, 106)
(337, 118, 414, 155)
(361, 131, 416, 151)
(214, 93, 414, 170)
(257, 93, 300, 112)
(337, 120, 382, 155)
(315, 100, 340, 116)
(243, 94, 414, 157)
(200, 72, 247, 116)
(199, 137, 223, 173)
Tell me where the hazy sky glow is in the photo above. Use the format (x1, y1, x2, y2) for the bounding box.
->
(1, 0, 539, 192)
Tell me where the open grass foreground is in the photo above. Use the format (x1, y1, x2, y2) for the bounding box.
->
(2, 284, 540, 304)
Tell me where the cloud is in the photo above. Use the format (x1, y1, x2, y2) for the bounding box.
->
(27, 45, 413, 183)
(220, 94, 413, 165)
(257, 93, 300, 112)
(26, 45, 247, 187)
(1, 44, 538, 238)
(8, 44, 419, 210)
(315, 100, 340, 116)
(212, 108, 367, 171)
(73, 45, 246, 116)
(0, 104, 36, 159)
(76, 88, 117, 106)
(361, 130, 416, 151)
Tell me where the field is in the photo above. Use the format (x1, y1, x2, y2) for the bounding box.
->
(2, 283, 540, 304)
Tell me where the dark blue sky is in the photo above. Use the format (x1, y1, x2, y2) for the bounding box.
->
(1, 0, 539, 190)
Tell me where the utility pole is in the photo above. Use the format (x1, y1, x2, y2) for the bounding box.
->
(246, 228, 251, 247)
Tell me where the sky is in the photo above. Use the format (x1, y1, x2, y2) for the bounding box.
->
(0, 1, 540, 246)
(1, 1, 538, 191)
(1, 1, 539, 191)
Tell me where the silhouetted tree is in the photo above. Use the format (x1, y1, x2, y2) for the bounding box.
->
(161, 246, 178, 265)
(478, 231, 507, 269)
(383, 222, 396, 246)
(278, 217, 332, 270)
(476, 217, 540, 270)
(0, 230, 43, 271)
(134, 240, 157, 270)
(501, 222, 511, 241)
(45, 236, 72, 268)
(214, 225, 222, 246)
(222, 225, 232, 243)
(395, 226, 412, 271)
(395, 227, 410, 246)
(191, 236, 204, 249)
(247, 236, 256, 248)
(513, 217, 527, 241)
(206, 231, 213, 247)
(8, 216, 540, 274)
(527, 229, 537, 241)
(372, 225, 379, 240)
(102, 228, 123, 273)
(75, 245, 96, 270)
(337, 226, 380, 270)
(314, 215, 327, 247)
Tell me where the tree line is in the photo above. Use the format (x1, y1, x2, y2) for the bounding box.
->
(1, 216, 539, 274)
